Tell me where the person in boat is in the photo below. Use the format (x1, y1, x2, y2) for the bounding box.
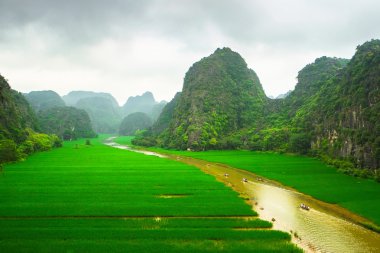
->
(300, 203, 310, 210)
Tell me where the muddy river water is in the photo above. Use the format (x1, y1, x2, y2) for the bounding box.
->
(105, 139, 380, 252)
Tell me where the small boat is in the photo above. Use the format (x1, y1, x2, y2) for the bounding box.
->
(300, 203, 310, 211)
(224, 173, 229, 178)
(242, 178, 248, 183)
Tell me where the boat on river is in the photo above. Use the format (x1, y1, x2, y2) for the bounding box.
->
(300, 203, 310, 211)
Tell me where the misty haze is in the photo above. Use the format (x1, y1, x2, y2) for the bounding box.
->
(0, 1, 379, 252)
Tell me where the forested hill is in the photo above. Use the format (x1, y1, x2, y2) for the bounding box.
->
(22, 90, 97, 141)
(136, 40, 380, 171)
(63, 91, 122, 133)
(0, 75, 61, 164)
(24, 90, 65, 112)
(283, 56, 349, 117)
(38, 107, 97, 140)
(298, 40, 380, 169)
(158, 47, 267, 150)
(119, 112, 152, 136)
(0, 75, 38, 142)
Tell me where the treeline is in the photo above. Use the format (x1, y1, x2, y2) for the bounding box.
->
(0, 129, 62, 164)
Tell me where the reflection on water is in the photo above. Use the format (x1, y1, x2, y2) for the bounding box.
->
(104, 138, 167, 158)
(248, 181, 379, 252)
(106, 139, 380, 253)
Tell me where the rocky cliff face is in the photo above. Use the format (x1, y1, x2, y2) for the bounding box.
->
(0, 74, 38, 142)
(307, 40, 380, 168)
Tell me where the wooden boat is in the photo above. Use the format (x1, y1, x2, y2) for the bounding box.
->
(300, 203, 310, 211)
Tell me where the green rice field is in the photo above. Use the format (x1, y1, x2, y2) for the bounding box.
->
(143, 147, 380, 226)
(0, 137, 300, 252)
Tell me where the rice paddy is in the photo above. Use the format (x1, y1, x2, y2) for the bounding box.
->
(0, 137, 300, 252)
(143, 147, 380, 226)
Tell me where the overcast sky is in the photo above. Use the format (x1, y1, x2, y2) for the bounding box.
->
(0, 0, 379, 105)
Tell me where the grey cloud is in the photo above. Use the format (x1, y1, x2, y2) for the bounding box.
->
(0, 0, 379, 101)
(0, 0, 149, 45)
(2, 0, 378, 50)
(0, 0, 262, 49)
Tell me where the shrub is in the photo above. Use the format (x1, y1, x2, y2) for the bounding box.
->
(18, 140, 35, 155)
(28, 133, 53, 151)
(209, 137, 217, 146)
(0, 139, 20, 163)
(51, 135, 62, 148)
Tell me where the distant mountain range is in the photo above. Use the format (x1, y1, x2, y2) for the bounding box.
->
(121, 91, 167, 120)
(2, 39, 379, 173)
(23, 90, 167, 134)
(267, 91, 291, 99)
(24, 90, 65, 111)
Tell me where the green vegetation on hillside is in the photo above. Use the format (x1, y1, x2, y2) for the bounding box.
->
(225, 56, 350, 153)
(137, 40, 380, 173)
(303, 40, 380, 169)
(38, 106, 97, 140)
(151, 48, 267, 150)
(0, 137, 300, 252)
(22, 90, 97, 140)
(0, 74, 61, 164)
(133, 92, 182, 147)
(0, 75, 38, 142)
(119, 112, 152, 136)
(0, 128, 62, 162)
(24, 90, 65, 112)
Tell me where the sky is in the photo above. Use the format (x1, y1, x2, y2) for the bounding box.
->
(0, 0, 379, 105)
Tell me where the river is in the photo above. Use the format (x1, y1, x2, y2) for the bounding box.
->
(105, 138, 380, 253)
